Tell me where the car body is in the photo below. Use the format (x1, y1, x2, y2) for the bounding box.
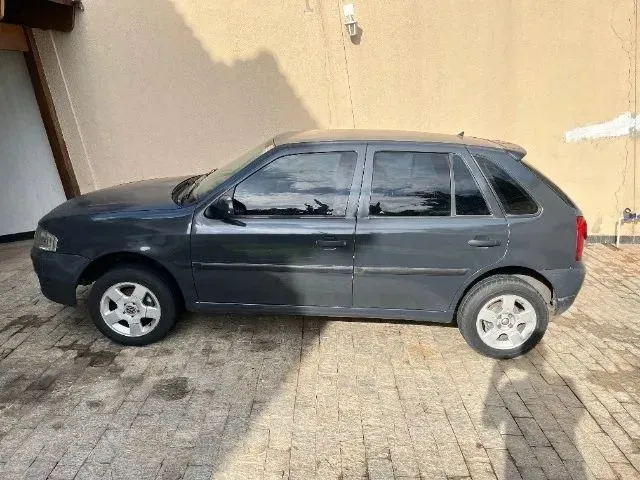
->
(31, 130, 586, 357)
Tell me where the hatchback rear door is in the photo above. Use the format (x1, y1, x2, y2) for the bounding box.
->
(352, 143, 508, 313)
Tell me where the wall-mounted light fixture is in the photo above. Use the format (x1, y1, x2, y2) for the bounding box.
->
(343, 3, 358, 37)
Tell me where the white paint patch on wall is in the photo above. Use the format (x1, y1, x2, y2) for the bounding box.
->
(564, 112, 639, 142)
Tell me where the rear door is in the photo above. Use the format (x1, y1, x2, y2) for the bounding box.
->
(353, 143, 508, 312)
(191, 143, 365, 308)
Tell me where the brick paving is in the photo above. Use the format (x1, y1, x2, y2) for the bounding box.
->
(1, 241, 640, 479)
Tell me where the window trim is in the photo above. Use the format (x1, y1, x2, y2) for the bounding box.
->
(472, 153, 542, 218)
(228, 149, 361, 220)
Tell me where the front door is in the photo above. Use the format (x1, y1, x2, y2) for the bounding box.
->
(191, 145, 364, 307)
(353, 144, 508, 312)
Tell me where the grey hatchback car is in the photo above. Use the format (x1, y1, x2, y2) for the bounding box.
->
(31, 130, 586, 358)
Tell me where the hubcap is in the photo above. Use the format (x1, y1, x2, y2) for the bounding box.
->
(476, 294, 537, 350)
(99, 282, 161, 337)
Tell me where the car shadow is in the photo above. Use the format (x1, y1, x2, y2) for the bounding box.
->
(482, 359, 588, 479)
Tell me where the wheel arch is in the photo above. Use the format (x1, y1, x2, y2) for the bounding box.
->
(79, 251, 186, 310)
(451, 266, 554, 319)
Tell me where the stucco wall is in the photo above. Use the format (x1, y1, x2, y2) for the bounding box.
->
(35, 0, 638, 236)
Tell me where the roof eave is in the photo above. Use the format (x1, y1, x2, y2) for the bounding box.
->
(1, 0, 77, 33)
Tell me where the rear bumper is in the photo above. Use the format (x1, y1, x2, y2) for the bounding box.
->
(31, 248, 90, 306)
(543, 263, 586, 314)
(555, 294, 578, 315)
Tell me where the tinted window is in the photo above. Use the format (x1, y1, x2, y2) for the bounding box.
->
(232, 152, 357, 216)
(452, 156, 490, 215)
(524, 161, 576, 208)
(474, 155, 538, 215)
(369, 152, 451, 216)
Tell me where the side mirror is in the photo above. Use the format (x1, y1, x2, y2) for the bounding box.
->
(206, 195, 234, 219)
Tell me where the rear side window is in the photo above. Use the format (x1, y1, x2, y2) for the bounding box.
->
(524, 162, 576, 208)
(452, 156, 490, 215)
(370, 151, 451, 216)
(474, 155, 538, 215)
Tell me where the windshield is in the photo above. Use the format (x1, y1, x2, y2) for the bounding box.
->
(188, 139, 274, 203)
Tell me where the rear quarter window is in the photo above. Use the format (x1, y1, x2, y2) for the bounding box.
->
(474, 155, 539, 215)
(523, 162, 576, 208)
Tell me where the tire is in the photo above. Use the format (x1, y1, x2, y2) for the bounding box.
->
(457, 275, 549, 359)
(88, 266, 178, 346)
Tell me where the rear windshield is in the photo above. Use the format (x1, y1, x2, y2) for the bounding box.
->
(524, 162, 576, 208)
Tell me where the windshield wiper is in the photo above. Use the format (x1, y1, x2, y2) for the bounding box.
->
(172, 176, 197, 204)
(174, 175, 203, 205)
(182, 169, 217, 204)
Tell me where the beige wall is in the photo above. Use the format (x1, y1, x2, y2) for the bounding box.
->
(35, 0, 638, 236)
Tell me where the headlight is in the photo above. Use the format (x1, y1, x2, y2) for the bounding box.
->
(34, 227, 58, 252)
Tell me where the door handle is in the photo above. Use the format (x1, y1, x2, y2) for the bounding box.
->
(316, 239, 347, 248)
(468, 238, 501, 247)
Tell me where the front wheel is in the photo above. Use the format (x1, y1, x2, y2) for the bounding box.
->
(457, 275, 549, 359)
(88, 266, 178, 346)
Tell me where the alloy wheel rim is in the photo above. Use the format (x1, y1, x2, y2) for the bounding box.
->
(99, 282, 161, 337)
(476, 294, 537, 350)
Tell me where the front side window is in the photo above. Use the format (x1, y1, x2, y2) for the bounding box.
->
(474, 155, 538, 215)
(452, 156, 490, 215)
(369, 151, 451, 216)
(232, 151, 357, 216)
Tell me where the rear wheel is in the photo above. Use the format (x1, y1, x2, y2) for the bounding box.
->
(88, 266, 177, 346)
(457, 275, 548, 358)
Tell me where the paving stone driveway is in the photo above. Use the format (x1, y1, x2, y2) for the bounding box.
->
(1, 241, 640, 479)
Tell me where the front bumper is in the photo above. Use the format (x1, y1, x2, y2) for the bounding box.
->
(31, 248, 90, 306)
(543, 262, 586, 315)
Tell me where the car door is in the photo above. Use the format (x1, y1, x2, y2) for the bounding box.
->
(191, 144, 365, 308)
(353, 143, 508, 312)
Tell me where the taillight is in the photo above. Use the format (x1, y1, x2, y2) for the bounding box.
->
(576, 216, 587, 261)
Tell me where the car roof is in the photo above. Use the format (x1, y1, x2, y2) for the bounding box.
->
(273, 129, 526, 158)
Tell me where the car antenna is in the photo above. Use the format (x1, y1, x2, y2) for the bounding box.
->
(457, 130, 464, 138)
